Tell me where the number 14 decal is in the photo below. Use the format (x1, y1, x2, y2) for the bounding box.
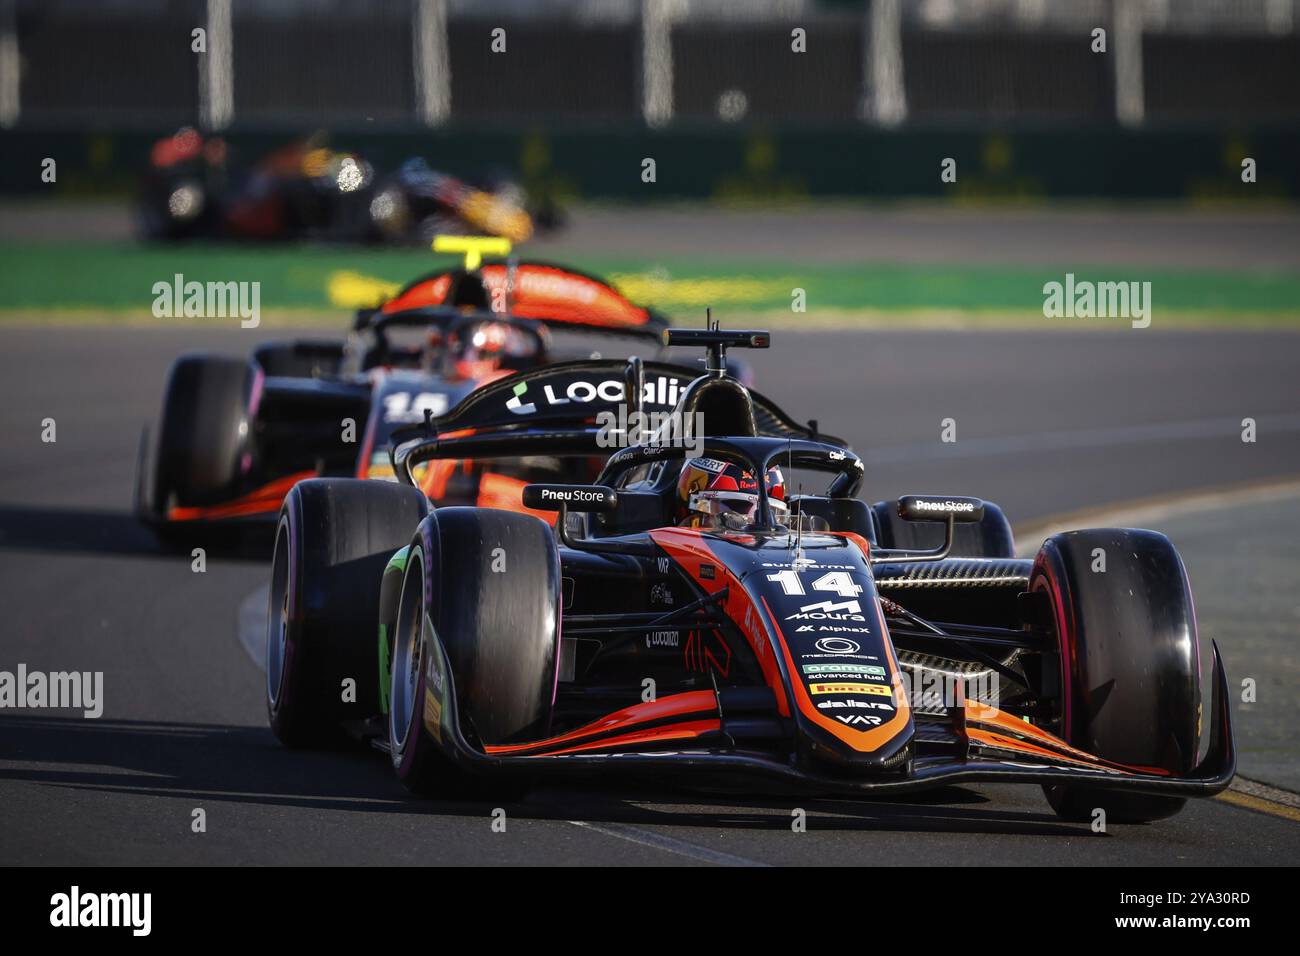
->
(765, 569, 862, 598)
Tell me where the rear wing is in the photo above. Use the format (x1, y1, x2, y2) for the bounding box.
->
(363, 260, 669, 340)
(389, 359, 845, 480)
(411, 359, 841, 441)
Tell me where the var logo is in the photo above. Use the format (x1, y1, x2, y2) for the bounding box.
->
(837, 714, 882, 727)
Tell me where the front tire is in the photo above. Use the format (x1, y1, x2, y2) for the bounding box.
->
(266, 478, 430, 747)
(389, 508, 560, 798)
(1030, 528, 1201, 823)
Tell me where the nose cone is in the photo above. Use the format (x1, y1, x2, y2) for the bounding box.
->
(745, 542, 916, 774)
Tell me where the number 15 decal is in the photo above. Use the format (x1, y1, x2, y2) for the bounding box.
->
(765, 570, 862, 598)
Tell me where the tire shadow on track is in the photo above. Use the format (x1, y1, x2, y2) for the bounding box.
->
(0, 716, 1086, 838)
(0, 505, 274, 562)
(0, 716, 423, 815)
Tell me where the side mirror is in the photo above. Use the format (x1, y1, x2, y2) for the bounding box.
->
(871, 496, 986, 566)
(522, 484, 618, 513)
(897, 495, 985, 524)
(525, 484, 657, 559)
(663, 328, 770, 349)
(664, 322, 769, 375)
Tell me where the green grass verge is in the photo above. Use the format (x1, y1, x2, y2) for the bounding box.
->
(0, 241, 1297, 326)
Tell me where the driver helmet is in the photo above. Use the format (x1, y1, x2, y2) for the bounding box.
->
(676, 458, 786, 529)
(444, 320, 511, 381)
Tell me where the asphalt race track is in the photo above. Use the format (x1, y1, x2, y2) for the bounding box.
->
(1, 325, 1299, 865)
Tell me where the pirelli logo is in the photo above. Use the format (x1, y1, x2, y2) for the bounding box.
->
(809, 682, 892, 697)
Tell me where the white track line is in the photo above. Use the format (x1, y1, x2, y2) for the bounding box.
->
(865, 412, 1300, 466)
(1013, 475, 1300, 556)
(567, 820, 768, 867)
(238, 583, 270, 671)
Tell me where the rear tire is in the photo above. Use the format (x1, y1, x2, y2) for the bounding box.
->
(151, 354, 255, 516)
(266, 478, 430, 747)
(872, 497, 1015, 558)
(389, 508, 560, 798)
(1030, 529, 1200, 823)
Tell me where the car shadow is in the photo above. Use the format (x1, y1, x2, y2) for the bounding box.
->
(522, 781, 1085, 837)
(0, 716, 416, 814)
(0, 716, 1085, 839)
(0, 505, 274, 562)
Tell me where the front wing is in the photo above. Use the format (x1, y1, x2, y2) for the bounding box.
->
(422, 638, 1236, 798)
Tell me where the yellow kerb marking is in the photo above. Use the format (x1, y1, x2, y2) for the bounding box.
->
(327, 270, 400, 309)
(1216, 790, 1300, 823)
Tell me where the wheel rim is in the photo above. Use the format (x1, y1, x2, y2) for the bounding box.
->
(389, 553, 424, 752)
(266, 520, 291, 707)
(1031, 569, 1073, 741)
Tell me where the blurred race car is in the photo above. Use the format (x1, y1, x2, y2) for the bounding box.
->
(137, 127, 229, 240)
(139, 129, 545, 244)
(136, 244, 671, 535)
(263, 324, 1234, 822)
(367, 158, 544, 245)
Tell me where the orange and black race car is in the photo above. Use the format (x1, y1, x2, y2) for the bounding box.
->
(264, 324, 1234, 820)
(136, 252, 678, 535)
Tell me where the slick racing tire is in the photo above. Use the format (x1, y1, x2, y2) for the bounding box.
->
(872, 498, 1015, 558)
(1030, 529, 1200, 824)
(151, 354, 256, 515)
(389, 508, 560, 799)
(267, 479, 431, 748)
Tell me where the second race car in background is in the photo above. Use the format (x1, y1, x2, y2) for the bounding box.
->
(136, 246, 675, 535)
(139, 129, 550, 244)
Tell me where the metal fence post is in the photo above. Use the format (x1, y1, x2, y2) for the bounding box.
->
(1263, 0, 1295, 33)
(414, 0, 451, 126)
(0, 0, 20, 128)
(200, 0, 234, 131)
(867, 0, 906, 125)
(1113, 0, 1145, 127)
(642, 0, 679, 128)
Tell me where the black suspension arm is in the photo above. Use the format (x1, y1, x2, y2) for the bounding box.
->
(878, 595, 1032, 690)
